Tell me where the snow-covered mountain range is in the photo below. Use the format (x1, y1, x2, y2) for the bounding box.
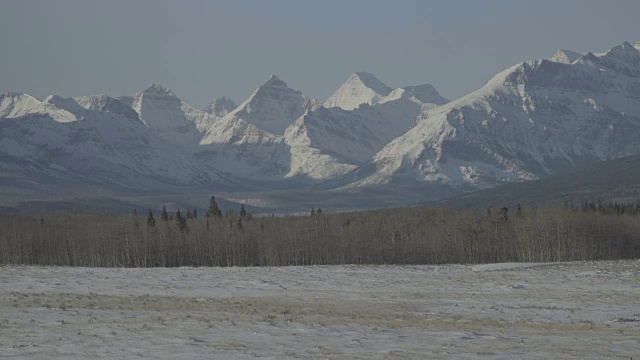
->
(340, 41, 640, 191)
(196, 74, 444, 181)
(0, 92, 231, 191)
(2, 40, 640, 212)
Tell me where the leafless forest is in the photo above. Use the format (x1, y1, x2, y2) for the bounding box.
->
(1, 202, 639, 267)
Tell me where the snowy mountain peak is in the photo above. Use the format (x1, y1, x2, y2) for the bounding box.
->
(203, 96, 237, 118)
(142, 83, 176, 97)
(324, 72, 393, 110)
(43, 94, 65, 104)
(402, 84, 449, 105)
(264, 75, 288, 87)
(2, 91, 33, 99)
(549, 49, 582, 64)
(622, 41, 635, 49)
(72, 95, 140, 122)
(345, 40, 640, 193)
(0, 92, 41, 118)
(42, 95, 86, 116)
(606, 41, 640, 56)
(124, 85, 218, 145)
(205, 75, 319, 136)
(351, 72, 393, 95)
(589, 41, 640, 77)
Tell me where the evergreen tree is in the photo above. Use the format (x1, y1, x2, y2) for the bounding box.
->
(207, 196, 222, 218)
(500, 207, 509, 221)
(175, 209, 187, 232)
(132, 208, 140, 228)
(239, 204, 247, 218)
(147, 209, 156, 227)
(515, 204, 522, 217)
(187, 209, 192, 219)
(310, 207, 315, 216)
(161, 205, 169, 222)
(316, 208, 323, 215)
(237, 217, 244, 230)
(193, 209, 197, 219)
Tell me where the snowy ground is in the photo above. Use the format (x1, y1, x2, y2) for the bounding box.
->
(1, 261, 639, 359)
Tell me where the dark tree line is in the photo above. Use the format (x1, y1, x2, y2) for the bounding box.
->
(0, 199, 639, 267)
(577, 200, 640, 216)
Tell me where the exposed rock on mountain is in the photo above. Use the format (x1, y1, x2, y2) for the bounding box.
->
(204, 96, 237, 118)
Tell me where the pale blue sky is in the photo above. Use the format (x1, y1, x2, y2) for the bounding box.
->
(1, 0, 639, 108)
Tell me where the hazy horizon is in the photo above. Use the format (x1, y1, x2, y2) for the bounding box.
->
(2, 0, 640, 108)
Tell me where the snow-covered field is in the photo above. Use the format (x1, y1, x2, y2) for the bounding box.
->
(1, 261, 639, 359)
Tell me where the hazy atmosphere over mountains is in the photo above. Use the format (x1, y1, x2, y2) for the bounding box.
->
(2, 1, 640, 213)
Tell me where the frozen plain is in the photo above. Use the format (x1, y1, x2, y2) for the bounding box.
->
(0, 261, 639, 359)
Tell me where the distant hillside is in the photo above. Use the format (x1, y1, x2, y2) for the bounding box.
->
(434, 155, 640, 211)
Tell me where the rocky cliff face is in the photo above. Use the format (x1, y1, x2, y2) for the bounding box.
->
(204, 96, 237, 118)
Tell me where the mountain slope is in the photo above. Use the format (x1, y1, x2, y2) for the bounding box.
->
(398, 84, 449, 107)
(204, 96, 237, 118)
(548, 49, 582, 64)
(197, 75, 317, 180)
(323, 72, 448, 111)
(324, 72, 393, 110)
(0, 94, 232, 190)
(283, 92, 430, 180)
(117, 84, 219, 147)
(343, 41, 640, 195)
(220, 75, 319, 135)
(435, 154, 640, 211)
(0, 93, 42, 118)
(197, 74, 448, 182)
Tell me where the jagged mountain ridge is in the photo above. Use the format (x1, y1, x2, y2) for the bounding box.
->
(0, 93, 233, 191)
(341, 41, 640, 196)
(323, 71, 448, 111)
(217, 75, 321, 135)
(204, 96, 237, 118)
(2, 71, 440, 192)
(323, 72, 393, 110)
(548, 49, 583, 64)
(196, 73, 440, 181)
(3, 40, 640, 212)
(116, 84, 219, 147)
(196, 75, 319, 180)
